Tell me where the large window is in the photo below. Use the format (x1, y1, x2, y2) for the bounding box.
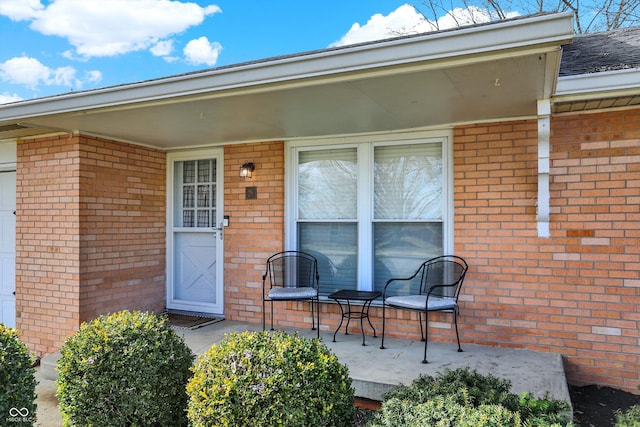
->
(289, 135, 450, 295)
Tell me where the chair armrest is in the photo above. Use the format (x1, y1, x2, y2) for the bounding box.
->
(382, 270, 422, 299)
(426, 283, 450, 296)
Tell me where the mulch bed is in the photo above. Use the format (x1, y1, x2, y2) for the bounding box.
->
(570, 384, 640, 427)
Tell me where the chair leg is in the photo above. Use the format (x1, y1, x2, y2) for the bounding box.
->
(315, 297, 320, 339)
(454, 308, 462, 352)
(422, 310, 429, 364)
(419, 312, 426, 342)
(262, 298, 266, 331)
(270, 300, 275, 331)
(380, 303, 386, 350)
(311, 298, 317, 331)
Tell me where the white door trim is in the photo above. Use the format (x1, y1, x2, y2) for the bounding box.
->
(166, 148, 224, 315)
(0, 171, 15, 328)
(0, 141, 16, 328)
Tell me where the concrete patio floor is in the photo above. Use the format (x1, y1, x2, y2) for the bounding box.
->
(36, 319, 571, 426)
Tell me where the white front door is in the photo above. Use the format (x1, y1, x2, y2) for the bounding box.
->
(0, 171, 16, 327)
(167, 150, 224, 315)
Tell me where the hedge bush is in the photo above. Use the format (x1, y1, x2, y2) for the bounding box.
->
(56, 311, 194, 426)
(380, 366, 517, 409)
(616, 405, 640, 427)
(187, 330, 354, 427)
(0, 324, 37, 426)
(369, 367, 572, 427)
(371, 393, 523, 426)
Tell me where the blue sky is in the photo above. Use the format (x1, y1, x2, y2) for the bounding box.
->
(0, 0, 518, 104)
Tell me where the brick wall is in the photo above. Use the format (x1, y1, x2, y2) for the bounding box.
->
(549, 109, 640, 391)
(223, 142, 286, 324)
(77, 135, 166, 321)
(16, 134, 166, 355)
(17, 135, 82, 355)
(453, 120, 541, 351)
(453, 109, 640, 393)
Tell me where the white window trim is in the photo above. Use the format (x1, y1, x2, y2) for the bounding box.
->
(285, 130, 454, 291)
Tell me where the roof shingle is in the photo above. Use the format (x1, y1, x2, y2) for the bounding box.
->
(560, 26, 640, 76)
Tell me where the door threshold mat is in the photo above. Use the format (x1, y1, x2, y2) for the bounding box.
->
(167, 313, 224, 330)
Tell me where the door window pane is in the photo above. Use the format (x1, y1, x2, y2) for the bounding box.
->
(197, 210, 210, 228)
(183, 161, 195, 183)
(183, 211, 194, 228)
(198, 159, 211, 182)
(183, 186, 194, 208)
(197, 185, 210, 208)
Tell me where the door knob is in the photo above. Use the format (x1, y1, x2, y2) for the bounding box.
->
(214, 221, 224, 240)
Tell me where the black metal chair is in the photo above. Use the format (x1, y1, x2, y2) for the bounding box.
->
(380, 255, 468, 363)
(262, 251, 320, 338)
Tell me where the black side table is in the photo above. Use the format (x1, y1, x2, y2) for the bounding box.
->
(328, 289, 381, 346)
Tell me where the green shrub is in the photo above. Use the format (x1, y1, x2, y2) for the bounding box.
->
(616, 405, 640, 427)
(371, 367, 571, 427)
(517, 390, 573, 426)
(0, 324, 37, 426)
(381, 366, 517, 409)
(187, 330, 354, 427)
(370, 394, 524, 427)
(56, 310, 194, 426)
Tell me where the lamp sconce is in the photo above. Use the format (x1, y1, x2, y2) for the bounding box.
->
(240, 162, 255, 179)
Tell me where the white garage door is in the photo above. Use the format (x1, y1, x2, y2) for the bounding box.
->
(0, 171, 15, 328)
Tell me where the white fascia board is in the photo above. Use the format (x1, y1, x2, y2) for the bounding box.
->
(555, 68, 640, 100)
(0, 13, 574, 123)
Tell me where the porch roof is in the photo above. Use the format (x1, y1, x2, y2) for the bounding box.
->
(0, 13, 574, 149)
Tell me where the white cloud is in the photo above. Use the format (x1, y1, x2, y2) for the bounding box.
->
(184, 37, 222, 66)
(330, 4, 436, 47)
(61, 50, 79, 61)
(50, 66, 76, 87)
(437, 6, 519, 28)
(151, 40, 174, 57)
(0, 92, 24, 104)
(85, 70, 103, 84)
(0, 0, 44, 21)
(330, 4, 520, 47)
(28, 0, 222, 58)
(0, 56, 100, 91)
(0, 56, 52, 89)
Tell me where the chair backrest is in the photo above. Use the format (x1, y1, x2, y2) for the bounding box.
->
(418, 255, 468, 299)
(265, 251, 319, 289)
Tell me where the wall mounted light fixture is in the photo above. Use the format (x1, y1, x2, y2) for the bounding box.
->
(240, 162, 255, 178)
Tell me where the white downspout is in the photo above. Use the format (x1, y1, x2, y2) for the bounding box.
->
(537, 99, 551, 238)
